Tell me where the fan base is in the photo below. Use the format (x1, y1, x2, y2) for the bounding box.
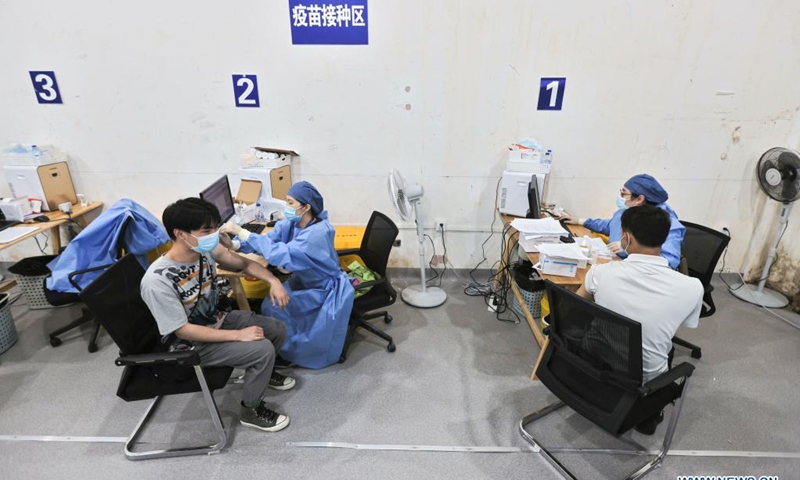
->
(401, 285, 447, 308)
(730, 284, 789, 308)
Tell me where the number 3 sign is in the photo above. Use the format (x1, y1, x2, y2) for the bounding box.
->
(29, 71, 63, 104)
(537, 77, 566, 111)
(232, 74, 260, 108)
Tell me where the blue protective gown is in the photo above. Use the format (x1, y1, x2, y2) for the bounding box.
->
(46, 198, 169, 292)
(583, 203, 685, 270)
(240, 212, 354, 369)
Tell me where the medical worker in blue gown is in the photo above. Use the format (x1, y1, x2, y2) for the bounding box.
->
(222, 182, 354, 369)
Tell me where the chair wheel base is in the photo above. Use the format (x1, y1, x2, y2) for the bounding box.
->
(387, 343, 396, 353)
(384, 314, 393, 324)
(88, 343, 98, 353)
(690, 350, 701, 359)
(50, 337, 62, 347)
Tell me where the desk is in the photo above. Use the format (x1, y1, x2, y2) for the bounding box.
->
(0, 202, 103, 293)
(498, 213, 613, 379)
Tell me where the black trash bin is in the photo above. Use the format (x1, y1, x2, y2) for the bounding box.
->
(8, 255, 76, 309)
(512, 261, 546, 319)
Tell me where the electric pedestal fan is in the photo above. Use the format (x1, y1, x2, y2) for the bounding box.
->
(732, 147, 800, 308)
(388, 169, 447, 308)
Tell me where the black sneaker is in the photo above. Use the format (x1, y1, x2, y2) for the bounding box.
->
(275, 355, 295, 369)
(635, 411, 664, 435)
(269, 371, 296, 391)
(239, 402, 290, 432)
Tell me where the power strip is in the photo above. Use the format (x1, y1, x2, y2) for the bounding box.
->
(487, 295, 499, 312)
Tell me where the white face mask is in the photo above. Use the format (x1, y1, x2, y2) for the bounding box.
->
(621, 233, 631, 256)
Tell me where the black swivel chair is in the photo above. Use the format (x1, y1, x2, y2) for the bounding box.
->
(78, 254, 233, 460)
(520, 281, 695, 480)
(46, 217, 134, 352)
(672, 221, 731, 359)
(336, 211, 399, 362)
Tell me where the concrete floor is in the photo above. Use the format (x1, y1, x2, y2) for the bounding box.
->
(0, 270, 799, 480)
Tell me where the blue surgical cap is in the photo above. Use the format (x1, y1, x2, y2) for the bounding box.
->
(287, 181, 324, 215)
(624, 174, 669, 204)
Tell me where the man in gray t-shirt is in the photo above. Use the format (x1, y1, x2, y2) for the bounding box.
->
(140, 198, 295, 433)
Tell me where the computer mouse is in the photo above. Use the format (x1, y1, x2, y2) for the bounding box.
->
(33, 215, 50, 222)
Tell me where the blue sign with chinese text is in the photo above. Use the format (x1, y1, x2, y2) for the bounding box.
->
(537, 77, 566, 111)
(289, 1, 368, 45)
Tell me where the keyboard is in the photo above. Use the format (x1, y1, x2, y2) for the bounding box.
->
(241, 223, 265, 234)
(0, 220, 19, 232)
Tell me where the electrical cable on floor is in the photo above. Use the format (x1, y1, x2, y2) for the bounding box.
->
(437, 227, 448, 287)
(735, 272, 800, 331)
(465, 223, 523, 324)
(423, 234, 440, 285)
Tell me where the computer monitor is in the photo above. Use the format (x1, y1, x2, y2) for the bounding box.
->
(200, 175, 235, 223)
(526, 175, 540, 219)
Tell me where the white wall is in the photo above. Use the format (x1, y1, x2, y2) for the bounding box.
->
(2, 1, 800, 282)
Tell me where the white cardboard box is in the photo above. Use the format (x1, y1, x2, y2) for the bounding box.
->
(535, 244, 589, 277)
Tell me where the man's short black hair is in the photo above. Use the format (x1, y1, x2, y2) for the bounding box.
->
(162, 198, 221, 240)
(620, 205, 670, 248)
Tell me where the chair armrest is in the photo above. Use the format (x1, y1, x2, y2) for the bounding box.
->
(638, 362, 695, 396)
(68, 262, 116, 291)
(336, 248, 361, 257)
(353, 277, 386, 291)
(115, 350, 200, 367)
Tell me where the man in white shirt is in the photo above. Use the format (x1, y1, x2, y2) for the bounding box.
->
(577, 204, 703, 434)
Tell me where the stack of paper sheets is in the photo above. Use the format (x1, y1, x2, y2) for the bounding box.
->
(511, 218, 569, 253)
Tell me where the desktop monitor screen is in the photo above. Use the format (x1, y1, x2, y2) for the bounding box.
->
(200, 175, 235, 223)
(526, 176, 540, 219)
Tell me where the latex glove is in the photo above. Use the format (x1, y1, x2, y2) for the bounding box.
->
(561, 214, 584, 226)
(221, 221, 249, 241)
(607, 241, 623, 255)
(269, 280, 290, 310)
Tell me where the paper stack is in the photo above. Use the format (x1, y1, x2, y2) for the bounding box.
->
(511, 218, 569, 253)
(533, 244, 590, 277)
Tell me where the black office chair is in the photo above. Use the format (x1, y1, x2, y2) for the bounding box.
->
(336, 211, 399, 362)
(672, 221, 731, 359)
(520, 281, 695, 480)
(78, 254, 232, 460)
(46, 217, 134, 352)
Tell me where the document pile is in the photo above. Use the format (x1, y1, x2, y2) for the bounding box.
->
(511, 218, 569, 253)
(533, 244, 589, 278)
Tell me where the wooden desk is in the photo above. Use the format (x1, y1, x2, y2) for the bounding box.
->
(0, 202, 103, 293)
(498, 213, 614, 380)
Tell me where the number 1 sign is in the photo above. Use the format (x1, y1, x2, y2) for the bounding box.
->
(537, 77, 566, 111)
(232, 74, 260, 108)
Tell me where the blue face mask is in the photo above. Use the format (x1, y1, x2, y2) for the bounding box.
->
(616, 196, 628, 210)
(284, 206, 301, 223)
(188, 231, 220, 253)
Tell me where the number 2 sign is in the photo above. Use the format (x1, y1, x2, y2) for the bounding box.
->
(537, 77, 566, 111)
(29, 71, 63, 104)
(232, 74, 260, 108)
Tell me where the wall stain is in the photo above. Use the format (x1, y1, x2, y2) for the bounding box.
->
(731, 126, 741, 144)
(766, 247, 800, 313)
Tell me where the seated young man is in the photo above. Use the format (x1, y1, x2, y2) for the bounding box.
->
(577, 204, 703, 434)
(141, 198, 295, 433)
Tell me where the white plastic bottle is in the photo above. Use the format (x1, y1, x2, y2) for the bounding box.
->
(543, 149, 553, 165)
(255, 203, 265, 222)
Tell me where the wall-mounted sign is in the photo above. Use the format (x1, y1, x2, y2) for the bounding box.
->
(289, 1, 368, 45)
(29, 71, 62, 104)
(537, 77, 566, 111)
(232, 74, 260, 108)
